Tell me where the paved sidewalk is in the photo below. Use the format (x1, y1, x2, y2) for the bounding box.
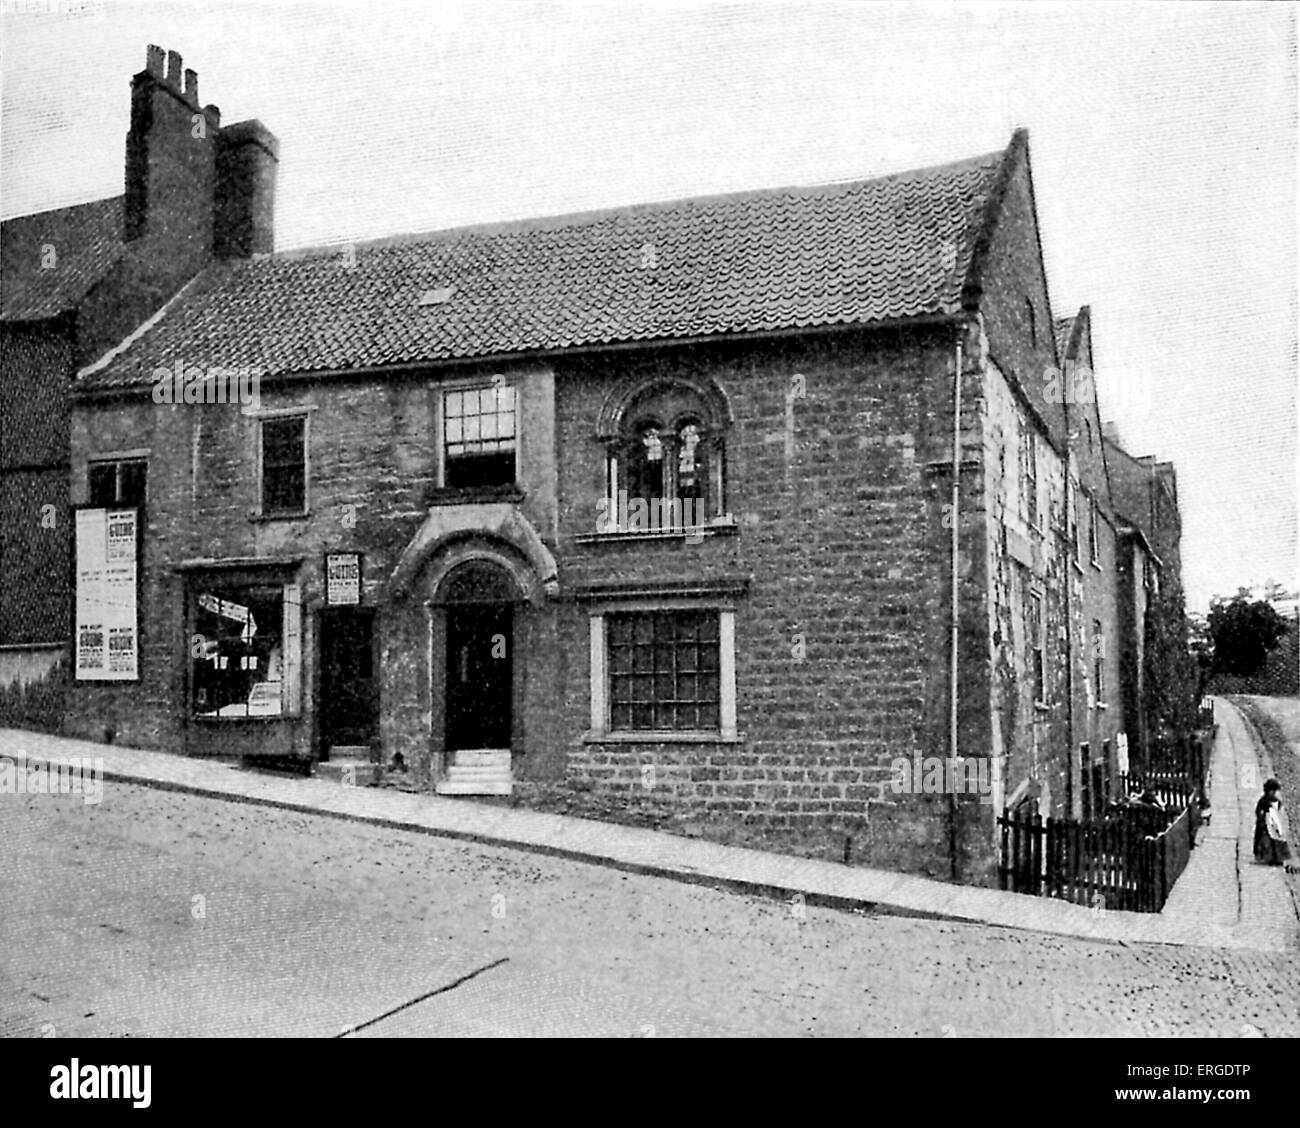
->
(2, 715, 1295, 952)
(1159, 697, 1298, 949)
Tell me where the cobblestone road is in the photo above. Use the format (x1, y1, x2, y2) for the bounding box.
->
(2, 781, 1297, 1037)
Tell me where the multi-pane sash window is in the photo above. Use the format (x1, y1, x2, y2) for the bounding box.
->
(1028, 591, 1045, 704)
(261, 416, 307, 514)
(89, 458, 147, 508)
(1020, 422, 1038, 528)
(1093, 620, 1105, 705)
(607, 610, 720, 731)
(444, 385, 517, 488)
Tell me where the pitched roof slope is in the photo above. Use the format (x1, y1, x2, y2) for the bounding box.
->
(77, 146, 1008, 389)
(1, 196, 123, 321)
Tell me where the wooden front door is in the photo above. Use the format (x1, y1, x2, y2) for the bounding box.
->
(445, 602, 512, 751)
(319, 608, 377, 754)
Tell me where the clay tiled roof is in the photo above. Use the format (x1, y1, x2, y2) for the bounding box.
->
(78, 146, 1010, 389)
(1, 196, 123, 321)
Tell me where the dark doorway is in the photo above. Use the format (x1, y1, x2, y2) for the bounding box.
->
(445, 602, 512, 751)
(319, 608, 377, 754)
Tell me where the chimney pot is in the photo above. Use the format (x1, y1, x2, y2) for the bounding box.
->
(184, 68, 199, 104)
(166, 50, 183, 89)
(145, 44, 165, 78)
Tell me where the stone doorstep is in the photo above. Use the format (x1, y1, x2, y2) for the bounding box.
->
(435, 778, 513, 796)
(314, 762, 379, 785)
(450, 749, 511, 768)
(324, 746, 376, 762)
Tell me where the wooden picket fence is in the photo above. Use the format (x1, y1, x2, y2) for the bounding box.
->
(998, 801, 1198, 913)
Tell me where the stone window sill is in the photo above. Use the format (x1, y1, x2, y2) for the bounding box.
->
(583, 729, 744, 744)
(575, 516, 739, 545)
(249, 509, 310, 523)
(192, 714, 298, 724)
(426, 484, 525, 506)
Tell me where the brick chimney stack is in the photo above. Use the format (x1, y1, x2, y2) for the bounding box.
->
(123, 44, 220, 264)
(123, 44, 277, 260)
(214, 120, 279, 258)
(81, 46, 278, 365)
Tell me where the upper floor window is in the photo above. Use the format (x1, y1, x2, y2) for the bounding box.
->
(1088, 497, 1100, 565)
(1019, 419, 1038, 529)
(89, 458, 147, 508)
(1027, 588, 1046, 706)
(443, 385, 517, 489)
(260, 415, 307, 516)
(1092, 619, 1106, 706)
(602, 380, 728, 534)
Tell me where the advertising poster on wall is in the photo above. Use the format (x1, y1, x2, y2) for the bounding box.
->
(75, 507, 139, 681)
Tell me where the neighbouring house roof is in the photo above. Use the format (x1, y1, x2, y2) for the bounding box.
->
(1053, 315, 1076, 362)
(1, 196, 123, 322)
(75, 142, 1014, 390)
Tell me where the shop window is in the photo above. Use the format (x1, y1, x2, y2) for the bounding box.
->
(260, 416, 307, 515)
(607, 610, 721, 732)
(89, 458, 147, 508)
(190, 581, 301, 718)
(443, 385, 516, 488)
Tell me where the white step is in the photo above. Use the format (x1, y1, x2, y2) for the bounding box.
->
(451, 749, 511, 768)
(435, 778, 513, 796)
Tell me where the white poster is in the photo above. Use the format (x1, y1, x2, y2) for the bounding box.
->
(75, 507, 139, 681)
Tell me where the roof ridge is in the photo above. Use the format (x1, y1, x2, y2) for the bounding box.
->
(1, 193, 123, 228)
(270, 147, 1006, 262)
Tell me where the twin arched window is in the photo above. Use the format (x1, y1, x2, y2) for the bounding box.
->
(603, 382, 727, 532)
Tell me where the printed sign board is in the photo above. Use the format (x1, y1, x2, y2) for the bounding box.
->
(75, 507, 139, 681)
(325, 553, 361, 606)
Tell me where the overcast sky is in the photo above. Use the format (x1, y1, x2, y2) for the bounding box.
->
(2, 1, 1295, 611)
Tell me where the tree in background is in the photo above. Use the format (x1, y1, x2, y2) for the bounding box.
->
(1196, 587, 1292, 698)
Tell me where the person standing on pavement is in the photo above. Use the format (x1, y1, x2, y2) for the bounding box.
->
(1254, 780, 1290, 865)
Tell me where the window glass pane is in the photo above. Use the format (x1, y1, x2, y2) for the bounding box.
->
(191, 584, 286, 718)
(88, 463, 117, 507)
(606, 611, 721, 732)
(118, 461, 147, 507)
(262, 419, 306, 512)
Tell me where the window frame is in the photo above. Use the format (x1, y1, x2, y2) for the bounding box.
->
(598, 381, 731, 537)
(1027, 589, 1046, 707)
(439, 381, 518, 490)
(256, 410, 310, 518)
(187, 575, 302, 721)
(1020, 418, 1039, 531)
(1092, 619, 1106, 708)
(587, 601, 738, 742)
(87, 455, 148, 509)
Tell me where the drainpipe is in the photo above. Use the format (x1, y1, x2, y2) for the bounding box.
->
(949, 334, 963, 880)
(1062, 360, 1076, 815)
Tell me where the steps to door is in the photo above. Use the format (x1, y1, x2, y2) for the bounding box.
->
(435, 748, 513, 795)
(314, 746, 378, 787)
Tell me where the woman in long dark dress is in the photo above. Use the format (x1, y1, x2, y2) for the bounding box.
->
(1253, 779, 1281, 862)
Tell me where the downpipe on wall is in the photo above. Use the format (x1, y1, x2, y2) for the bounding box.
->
(949, 335, 962, 881)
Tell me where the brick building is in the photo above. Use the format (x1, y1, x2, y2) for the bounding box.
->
(0, 45, 277, 693)
(6, 48, 1193, 884)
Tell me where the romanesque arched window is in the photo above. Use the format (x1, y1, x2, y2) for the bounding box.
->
(601, 379, 729, 534)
